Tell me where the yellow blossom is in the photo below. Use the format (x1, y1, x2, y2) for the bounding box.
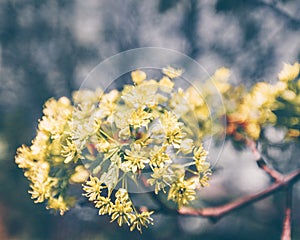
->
(46, 195, 74, 215)
(70, 165, 90, 183)
(149, 146, 171, 168)
(61, 138, 82, 164)
(278, 62, 299, 82)
(123, 144, 150, 173)
(128, 108, 153, 129)
(168, 176, 196, 208)
(147, 166, 174, 194)
(161, 111, 184, 148)
(131, 70, 147, 85)
(159, 76, 174, 93)
(130, 211, 154, 233)
(95, 196, 113, 215)
(110, 189, 134, 226)
(82, 176, 104, 201)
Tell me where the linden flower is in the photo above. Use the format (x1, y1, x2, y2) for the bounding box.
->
(123, 144, 150, 173)
(161, 111, 184, 148)
(147, 166, 174, 194)
(131, 70, 147, 85)
(110, 189, 134, 226)
(82, 176, 104, 201)
(128, 108, 153, 129)
(159, 76, 174, 93)
(95, 196, 113, 215)
(15, 145, 34, 169)
(199, 171, 211, 187)
(46, 196, 72, 215)
(29, 179, 53, 203)
(211, 67, 231, 93)
(278, 62, 299, 82)
(61, 138, 82, 164)
(168, 176, 196, 208)
(70, 165, 89, 183)
(28, 162, 55, 203)
(98, 90, 119, 121)
(95, 138, 111, 153)
(72, 88, 103, 105)
(122, 84, 158, 109)
(130, 211, 154, 233)
(149, 145, 171, 168)
(162, 66, 183, 79)
(193, 144, 208, 169)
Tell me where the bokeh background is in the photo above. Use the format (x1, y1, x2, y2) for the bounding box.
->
(0, 0, 300, 239)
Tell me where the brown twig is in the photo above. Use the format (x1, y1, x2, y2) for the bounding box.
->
(246, 139, 283, 181)
(178, 169, 300, 222)
(281, 187, 292, 240)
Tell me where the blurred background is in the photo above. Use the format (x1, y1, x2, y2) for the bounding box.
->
(0, 0, 300, 239)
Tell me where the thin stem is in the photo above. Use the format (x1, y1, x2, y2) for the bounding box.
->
(281, 187, 292, 240)
(186, 168, 198, 175)
(99, 128, 119, 144)
(246, 139, 283, 181)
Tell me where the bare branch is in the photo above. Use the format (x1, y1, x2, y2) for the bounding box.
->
(281, 187, 292, 240)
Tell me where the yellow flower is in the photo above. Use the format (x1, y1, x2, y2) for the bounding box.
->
(161, 111, 184, 148)
(193, 145, 209, 172)
(131, 70, 147, 85)
(278, 62, 299, 82)
(128, 108, 153, 129)
(61, 138, 82, 164)
(159, 76, 174, 93)
(15, 145, 34, 169)
(70, 165, 89, 183)
(72, 88, 103, 105)
(46, 195, 74, 215)
(110, 189, 134, 226)
(149, 146, 171, 168)
(123, 144, 150, 173)
(245, 121, 261, 140)
(162, 66, 183, 79)
(95, 196, 113, 215)
(211, 67, 231, 93)
(130, 211, 154, 233)
(167, 176, 196, 208)
(147, 166, 174, 194)
(83, 176, 104, 201)
(199, 172, 211, 187)
(122, 84, 158, 109)
(29, 179, 52, 203)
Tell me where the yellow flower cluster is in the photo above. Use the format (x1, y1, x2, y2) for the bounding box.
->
(225, 62, 300, 142)
(79, 68, 211, 232)
(15, 97, 79, 215)
(16, 67, 212, 233)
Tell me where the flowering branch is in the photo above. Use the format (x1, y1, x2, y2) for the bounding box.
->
(178, 169, 300, 222)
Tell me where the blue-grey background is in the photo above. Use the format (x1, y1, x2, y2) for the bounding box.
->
(0, 0, 300, 239)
